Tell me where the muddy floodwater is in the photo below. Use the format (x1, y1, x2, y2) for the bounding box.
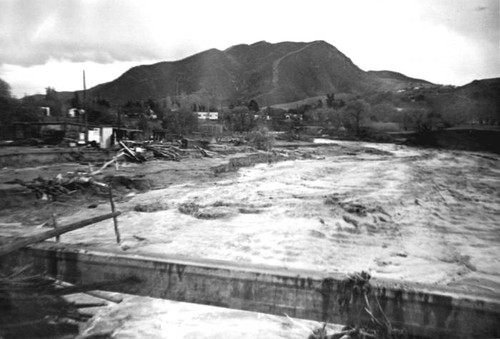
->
(43, 141, 500, 293)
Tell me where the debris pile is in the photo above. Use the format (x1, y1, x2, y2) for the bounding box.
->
(144, 143, 182, 161)
(0, 211, 127, 338)
(8, 172, 107, 201)
(0, 269, 81, 338)
(310, 271, 407, 339)
(118, 140, 218, 162)
(0, 267, 139, 339)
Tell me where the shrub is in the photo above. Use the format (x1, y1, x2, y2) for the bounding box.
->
(245, 127, 275, 151)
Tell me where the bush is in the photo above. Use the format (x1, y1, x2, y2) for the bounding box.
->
(245, 127, 275, 151)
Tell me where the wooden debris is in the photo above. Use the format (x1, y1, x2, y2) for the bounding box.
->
(8, 171, 107, 201)
(119, 141, 143, 162)
(56, 280, 124, 303)
(194, 145, 215, 158)
(90, 150, 125, 176)
(108, 186, 121, 244)
(144, 144, 181, 161)
(0, 272, 80, 338)
(310, 271, 407, 339)
(0, 268, 138, 338)
(0, 212, 121, 257)
(116, 140, 223, 162)
(52, 214, 60, 243)
(53, 276, 139, 296)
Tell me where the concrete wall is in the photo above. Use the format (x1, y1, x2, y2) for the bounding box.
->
(2, 243, 499, 338)
(0, 148, 114, 167)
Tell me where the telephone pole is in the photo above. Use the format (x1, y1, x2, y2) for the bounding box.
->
(83, 70, 88, 142)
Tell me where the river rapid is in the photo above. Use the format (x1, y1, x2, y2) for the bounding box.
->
(60, 141, 500, 293)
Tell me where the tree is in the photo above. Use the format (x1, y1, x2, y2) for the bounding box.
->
(162, 109, 198, 136)
(0, 78, 17, 125)
(70, 92, 81, 108)
(326, 93, 335, 108)
(43, 87, 62, 117)
(0, 78, 11, 99)
(247, 99, 260, 113)
(370, 103, 398, 122)
(230, 106, 256, 132)
(0, 78, 38, 126)
(342, 99, 370, 136)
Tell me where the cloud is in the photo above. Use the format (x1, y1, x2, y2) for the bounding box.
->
(1, 59, 151, 97)
(0, 0, 168, 66)
(0, 0, 498, 96)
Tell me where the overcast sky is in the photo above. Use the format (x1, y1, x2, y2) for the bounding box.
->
(0, 0, 498, 97)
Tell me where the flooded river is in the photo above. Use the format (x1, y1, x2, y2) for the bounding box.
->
(59, 141, 500, 293)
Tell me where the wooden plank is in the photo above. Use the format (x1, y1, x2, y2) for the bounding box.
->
(108, 187, 120, 244)
(0, 212, 121, 257)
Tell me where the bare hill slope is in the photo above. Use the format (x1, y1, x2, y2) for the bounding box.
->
(87, 40, 432, 106)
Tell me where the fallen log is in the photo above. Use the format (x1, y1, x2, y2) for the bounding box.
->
(0, 212, 121, 257)
(194, 145, 212, 158)
(56, 280, 124, 303)
(54, 276, 139, 296)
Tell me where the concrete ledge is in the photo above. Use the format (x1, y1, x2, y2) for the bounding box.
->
(2, 243, 499, 338)
(0, 148, 113, 167)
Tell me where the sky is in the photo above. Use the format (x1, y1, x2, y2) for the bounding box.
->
(0, 0, 498, 98)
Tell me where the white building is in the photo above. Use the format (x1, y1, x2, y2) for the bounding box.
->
(197, 112, 218, 120)
(197, 112, 209, 120)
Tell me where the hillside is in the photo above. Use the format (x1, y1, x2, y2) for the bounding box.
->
(402, 78, 499, 126)
(86, 40, 432, 106)
(367, 70, 433, 92)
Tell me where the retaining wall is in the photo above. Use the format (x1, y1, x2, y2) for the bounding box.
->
(0, 148, 114, 168)
(2, 243, 499, 338)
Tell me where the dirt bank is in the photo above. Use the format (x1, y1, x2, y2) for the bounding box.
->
(405, 128, 500, 154)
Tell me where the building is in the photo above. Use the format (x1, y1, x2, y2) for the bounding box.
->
(12, 121, 88, 144)
(197, 112, 218, 121)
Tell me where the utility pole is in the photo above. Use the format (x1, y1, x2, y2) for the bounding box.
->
(117, 106, 122, 142)
(83, 70, 88, 142)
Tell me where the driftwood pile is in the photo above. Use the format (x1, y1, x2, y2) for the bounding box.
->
(8, 172, 107, 201)
(7, 139, 224, 201)
(118, 140, 182, 162)
(308, 271, 407, 339)
(119, 140, 218, 162)
(144, 143, 182, 161)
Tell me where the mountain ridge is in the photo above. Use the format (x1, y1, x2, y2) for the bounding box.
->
(86, 40, 433, 106)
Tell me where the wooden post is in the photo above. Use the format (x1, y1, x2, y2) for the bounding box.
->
(52, 214, 60, 243)
(0, 212, 121, 257)
(108, 186, 120, 244)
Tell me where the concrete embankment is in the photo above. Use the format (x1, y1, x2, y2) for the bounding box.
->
(0, 147, 114, 168)
(2, 243, 499, 339)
